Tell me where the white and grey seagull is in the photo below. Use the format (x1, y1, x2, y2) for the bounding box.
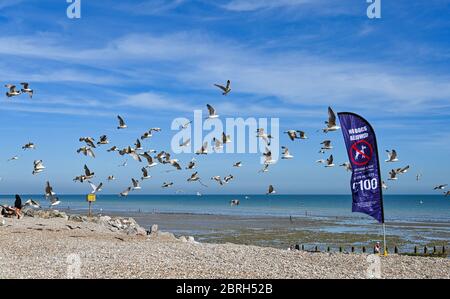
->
(385, 150, 399, 162)
(141, 167, 152, 180)
(117, 115, 127, 129)
(434, 184, 447, 190)
(22, 142, 36, 150)
(131, 178, 142, 190)
(267, 185, 276, 195)
(320, 140, 333, 150)
(20, 82, 33, 98)
(5, 84, 21, 98)
(281, 146, 294, 159)
(206, 104, 219, 119)
(214, 80, 231, 95)
(88, 181, 103, 194)
(322, 107, 340, 133)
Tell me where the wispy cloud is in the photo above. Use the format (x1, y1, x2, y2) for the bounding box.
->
(222, 0, 313, 12)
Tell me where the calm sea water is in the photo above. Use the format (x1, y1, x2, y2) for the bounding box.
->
(1, 194, 448, 223)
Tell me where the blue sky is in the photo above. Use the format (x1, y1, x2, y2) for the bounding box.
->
(0, 0, 449, 195)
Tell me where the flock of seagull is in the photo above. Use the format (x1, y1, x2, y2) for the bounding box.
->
(2, 81, 449, 209)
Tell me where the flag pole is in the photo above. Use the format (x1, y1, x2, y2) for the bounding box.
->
(382, 222, 387, 256)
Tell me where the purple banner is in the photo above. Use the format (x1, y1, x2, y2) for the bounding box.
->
(338, 112, 384, 223)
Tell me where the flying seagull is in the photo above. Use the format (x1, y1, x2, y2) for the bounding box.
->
(8, 156, 19, 162)
(224, 175, 234, 184)
(117, 115, 127, 129)
(434, 184, 447, 190)
(186, 159, 196, 170)
(120, 187, 132, 197)
(88, 181, 103, 194)
(77, 146, 95, 158)
(187, 172, 208, 187)
(382, 181, 388, 189)
(22, 142, 36, 150)
(396, 165, 410, 174)
(263, 147, 275, 164)
(267, 185, 276, 195)
(32, 160, 45, 175)
(140, 152, 158, 167)
(107, 175, 115, 181)
(20, 83, 33, 98)
(233, 161, 242, 168)
(141, 167, 152, 180)
(196, 141, 209, 155)
(385, 150, 398, 162)
(445, 191, 450, 197)
(162, 182, 174, 188)
(321, 140, 333, 150)
(206, 104, 219, 119)
(230, 199, 240, 206)
(257, 128, 273, 146)
(388, 169, 398, 181)
(131, 178, 142, 190)
(211, 176, 224, 186)
(45, 181, 60, 207)
(179, 138, 191, 147)
(97, 135, 109, 145)
(107, 146, 118, 152)
(5, 84, 21, 98)
(339, 162, 352, 172)
(281, 146, 294, 159)
(284, 130, 307, 141)
(214, 80, 231, 95)
(323, 107, 340, 133)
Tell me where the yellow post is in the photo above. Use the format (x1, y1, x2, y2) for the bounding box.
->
(86, 194, 96, 217)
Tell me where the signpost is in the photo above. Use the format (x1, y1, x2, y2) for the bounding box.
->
(86, 193, 96, 217)
(338, 112, 387, 256)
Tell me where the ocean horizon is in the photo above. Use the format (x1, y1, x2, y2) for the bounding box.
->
(2, 194, 448, 223)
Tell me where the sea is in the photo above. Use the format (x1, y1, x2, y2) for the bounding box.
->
(1, 194, 448, 224)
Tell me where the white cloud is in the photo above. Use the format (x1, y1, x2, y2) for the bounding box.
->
(222, 0, 313, 12)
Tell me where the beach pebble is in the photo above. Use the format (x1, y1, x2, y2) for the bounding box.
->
(150, 224, 159, 234)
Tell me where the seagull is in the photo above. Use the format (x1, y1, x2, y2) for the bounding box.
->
(396, 165, 410, 174)
(140, 152, 158, 167)
(214, 80, 231, 95)
(284, 130, 307, 141)
(339, 162, 352, 172)
(134, 139, 143, 151)
(263, 147, 275, 164)
(97, 135, 109, 145)
(119, 160, 128, 167)
(187, 172, 208, 187)
(88, 181, 103, 194)
(107, 175, 115, 181)
(22, 142, 36, 150)
(196, 141, 208, 155)
(141, 167, 152, 180)
(317, 155, 335, 167)
(178, 120, 192, 130)
(45, 181, 56, 198)
(5, 84, 21, 98)
(20, 83, 33, 98)
(206, 104, 219, 119)
(186, 159, 196, 170)
(211, 176, 224, 185)
(434, 184, 447, 190)
(141, 131, 152, 140)
(117, 115, 127, 129)
(325, 155, 335, 167)
(385, 150, 398, 162)
(259, 163, 270, 173)
(24, 199, 41, 209)
(267, 185, 276, 195)
(223, 175, 234, 184)
(179, 138, 191, 147)
(233, 161, 242, 167)
(107, 146, 118, 152)
(281, 146, 294, 159)
(120, 187, 132, 197)
(77, 146, 95, 158)
(7, 156, 19, 161)
(45, 181, 60, 207)
(320, 140, 333, 150)
(162, 182, 174, 188)
(323, 107, 340, 133)
(257, 128, 273, 146)
(212, 137, 223, 151)
(230, 199, 240, 206)
(32, 160, 45, 175)
(416, 173, 422, 181)
(131, 178, 142, 190)
(79, 137, 96, 148)
(388, 169, 398, 180)
(445, 191, 450, 197)
(382, 181, 388, 189)
(84, 165, 95, 180)
(222, 132, 232, 144)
